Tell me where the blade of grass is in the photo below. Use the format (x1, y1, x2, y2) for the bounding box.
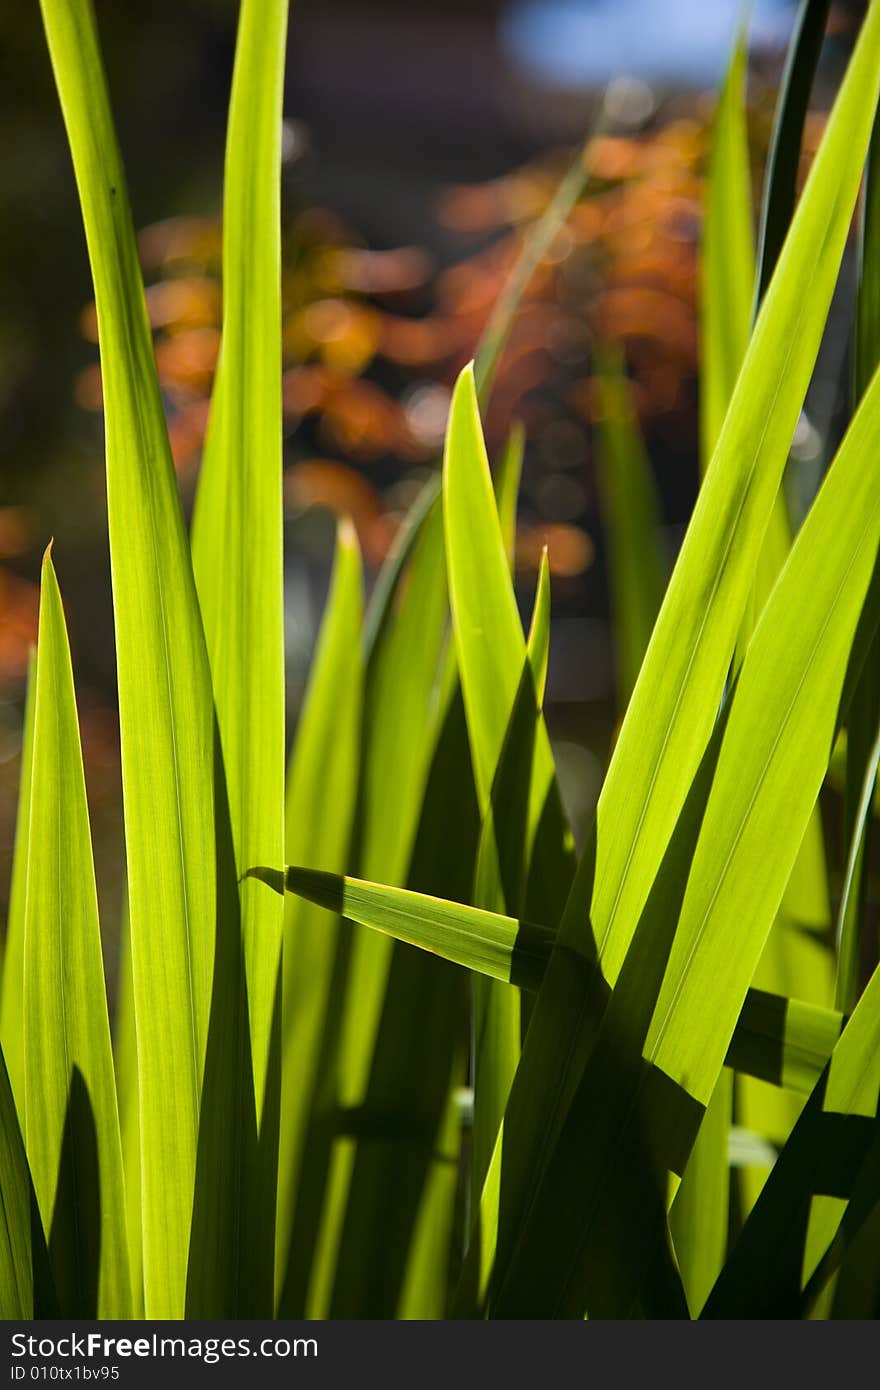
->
(459, 1, 880, 1312)
(669, 1070, 733, 1316)
(283, 867, 844, 1095)
(188, 0, 288, 1313)
(38, 0, 220, 1316)
(302, 506, 450, 1316)
(753, 0, 832, 309)
(487, 338, 880, 1318)
(24, 550, 129, 1317)
(0, 1040, 55, 1318)
(283, 869, 553, 992)
(594, 353, 667, 707)
(469, 554, 552, 1196)
(704, 951, 880, 1317)
(700, 28, 755, 470)
(325, 667, 476, 1318)
(838, 108, 880, 1014)
(113, 906, 143, 1317)
(275, 521, 363, 1313)
(444, 368, 574, 1199)
(0, 649, 36, 1121)
(494, 422, 525, 571)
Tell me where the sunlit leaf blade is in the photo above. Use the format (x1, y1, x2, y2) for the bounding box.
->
(0, 1042, 56, 1318)
(470, 553, 552, 1195)
(673, 33, 754, 1273)
(669, 1071, 733, 1316)
(284, 868, 553, 993)
(704, 952, 880, 1317)
(726, 988, 842, 1094)
(0, 649, 36, 1120)
(593, 0, 880, 988)
(304, 506, 450, 1317)
(113, 910, 143, 1317)
(494, 423, 525, 572)
(700, 28, 755, 468)
(753, 0, 832, 309)
(326, 671, 475, 1319)
(275, 521, 363, 1314)
(461, 1, 880, 1317)
(283, 866, 841, 1098)
(594, 354, 666, 705)
(838, 108, 880, 1014)
(24, 551, 129, 1317)
(38, 0, 219, 1316)
(444, 367, 575, 1198)
(711, 7, 833, 1209)
(492, 338, 880, 1318)
(444, 365, 532, 806)
(188, 0, 288, 1312)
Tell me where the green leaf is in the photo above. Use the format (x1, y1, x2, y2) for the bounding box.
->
(284, 868, 553, 993)
(282, 866, 842, 1098)
(488, 308, 880, 1319)
(727, 988, 842, 1095)
(0, 1040, 55, 1318)
(704, 952, 880, 1317)
(469, 552, 553, 1196)
(838, 104, 880, 1014)
(444, 367, 574, 1198)
(459, 0, 880, 1315)
(494, 422, 525, 572)
(275, 521, 363, 1314)
(303, 504, 451, 1317)
(24, 550, 129, 1317)
(324, 673, 476, 1318)
(594, 354, 667, 705)
(188, 0, 288, 1313)
(669, 1071, 733, 1316)
(700, 28, 755, 467)
(753, 0, 832, 309)
(38, 0, 219, 1316)
(0, 648, 36, 1121)
(113, 909, 143, 1317)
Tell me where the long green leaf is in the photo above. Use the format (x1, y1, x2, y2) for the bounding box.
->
(469, 553, 552, 1195)
(444, 367, 573, 1199)
(594, 354, 666, 706)
(488, 323, 880, 1318)
(282, 867, 844, 1097)
(672, 37, 754, 1282)
(0, 1040, 56, 1319)
(705, 952, 880, 1317)
(304, 505, 451, 1316)
(24, 550, 129, 1317)
(275, 521, 363, 1313)
(700, 28, 755, 469)
(0, 649, 36, 1121)
(460, 0, 880, 1314)
(188, 0, 288, 1313)
(113, 908, 143, 1317)
(324, 678, 474, 1316)
(838, 101, 880, 1014)
(753, 0, 832, 309)
(38, 0, 219, 1317)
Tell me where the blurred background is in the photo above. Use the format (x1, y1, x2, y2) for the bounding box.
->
(0, 0, 865, 936)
